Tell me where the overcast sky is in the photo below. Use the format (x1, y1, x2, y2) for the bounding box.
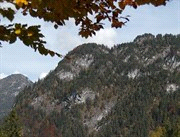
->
(0, 0, 180, 82)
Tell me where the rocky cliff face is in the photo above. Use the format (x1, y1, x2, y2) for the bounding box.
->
(12, 34, 180, 136)
(0, 74, 32, 121)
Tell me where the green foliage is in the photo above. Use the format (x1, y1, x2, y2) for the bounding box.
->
(0, 110, 23, 137)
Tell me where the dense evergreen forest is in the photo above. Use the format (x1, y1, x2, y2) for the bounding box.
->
(1, 33, 180, 137)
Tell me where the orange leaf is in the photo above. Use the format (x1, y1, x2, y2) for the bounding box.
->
(118, 1, 125, 10)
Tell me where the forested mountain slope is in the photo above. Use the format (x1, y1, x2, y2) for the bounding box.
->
(7, 34, 180, 136)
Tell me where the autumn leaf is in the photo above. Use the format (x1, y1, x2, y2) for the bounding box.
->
(14, 0, 28, 7)
(27, 32, 33, 37)
(112, 19, 124, 28)
(15, 29, 21, 35)
(118, 1, 126, 10)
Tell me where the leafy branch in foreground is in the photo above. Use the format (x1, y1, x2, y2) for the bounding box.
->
(0, 23, 61, 57)
(0, 0, 169, 57)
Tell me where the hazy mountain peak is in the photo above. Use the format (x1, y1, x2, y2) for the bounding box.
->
(0, 74, 32, 121)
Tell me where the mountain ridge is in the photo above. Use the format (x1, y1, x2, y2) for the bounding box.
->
(7, 33, 180, 136)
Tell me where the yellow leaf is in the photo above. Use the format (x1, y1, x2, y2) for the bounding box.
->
(27, 32, 33, 37)
(14, 0, 28, 7)
(15, 29, 21, 35)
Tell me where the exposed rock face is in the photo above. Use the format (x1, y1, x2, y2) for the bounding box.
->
(11, 34, 180, 137)
(0, 74, 32, 121)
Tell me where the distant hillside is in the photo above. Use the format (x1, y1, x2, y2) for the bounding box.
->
(0, 74, 33, 121)
(4, 34, 180, 136)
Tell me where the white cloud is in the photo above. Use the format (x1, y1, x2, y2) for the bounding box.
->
(13, 71, 20, 74)
(86, 28, 117, 47)
(54, 27, 117, 55)
(39, 72, 48, 79)
(0, 1, 16, 10)
(0, 73, 8, 79)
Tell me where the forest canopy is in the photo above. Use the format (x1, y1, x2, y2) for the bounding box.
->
(0, 0, 169, 57)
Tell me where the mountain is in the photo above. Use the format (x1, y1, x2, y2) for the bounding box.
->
(5, 34, 180, 136)
(0, 74, 33, 121)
